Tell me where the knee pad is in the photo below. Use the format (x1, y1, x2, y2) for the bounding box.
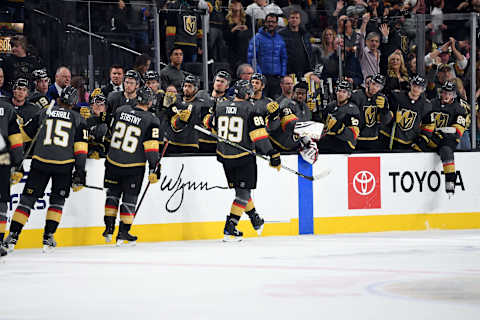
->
(19, 194, 36, 209)
(234, 188, 251, 204)
(122, 193, 138, 206)
(439, 145, 454, 163)
(49, 194, 66, 208)
(106, 188, 121, 207)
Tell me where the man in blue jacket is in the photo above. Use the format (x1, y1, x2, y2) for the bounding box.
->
(248, 13, 287, 99)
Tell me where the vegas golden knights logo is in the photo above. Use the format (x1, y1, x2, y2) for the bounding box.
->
(326, 114, 337, 133)
(433, 112, 449, 128)
(401, 36, 408, 54)
(183, 16, 197, 36)
(398, 108, 417, 131)
(363, 105, 376, 128)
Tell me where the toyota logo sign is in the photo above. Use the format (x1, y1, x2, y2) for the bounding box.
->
(353, 171, 376, 195)
(348, 157, 381, 209)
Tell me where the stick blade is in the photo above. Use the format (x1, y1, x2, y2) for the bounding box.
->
(313, 168, 331, 181)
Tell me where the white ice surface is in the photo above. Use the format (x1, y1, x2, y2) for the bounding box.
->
(1, 230, 480, 320)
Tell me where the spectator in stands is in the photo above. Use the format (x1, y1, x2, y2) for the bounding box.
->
(128, 2, 151, 53)
(71, 75, 89, 107)
(206, 0, 229, 63)
(160, 47, 185, 91)
(425, 38, 468, 80)
(337, 15, 362, 56)
(245, 0, 285, 29)
(359, 13, 382, 80)
(312, 27, 336, 66)
(281, 0, 309, 29)
(0, 67, 6, 98)
(106, 0, 129, 33)
(224, 0, 253, 70)
(276, 75, 294, 103)
(407, 53, 417, 77)
(248, 13, 287, 98)
(237, 63, 255, 81)
(321, 37, 363, 89)
(384, 50, 410, 98)
(46, 66, 71, 101)
(102, 65, 125, 98)
(279, 11, 313, 79)
(133, 53, 151, 82)
(1, 35, 43, 95)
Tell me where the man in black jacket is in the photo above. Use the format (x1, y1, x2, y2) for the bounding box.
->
(278, 11, 313, 80)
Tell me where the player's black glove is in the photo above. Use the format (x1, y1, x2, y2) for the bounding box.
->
(72, 170, 86, 192)
(267, 149, 281, 172)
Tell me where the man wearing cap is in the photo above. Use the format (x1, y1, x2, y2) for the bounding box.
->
(0, 78, 40, 125)
(351, 74, 390, 151)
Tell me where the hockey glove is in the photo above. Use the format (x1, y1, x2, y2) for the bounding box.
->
(179, 109, 192, 123)
(307, 99, 316, 112)
(10, 166, 24, 185)
(267, 149, 281, 172)
(163, 92, 177, 108)
(80, 107, 91, 120)
(72, 170, 86, 192)
(0, 152, 10, 166)
(266, 101, 280, 119)
(375, 96, 386, 109)
(148, 165, 161, 184)
(88, 151, 100, 160)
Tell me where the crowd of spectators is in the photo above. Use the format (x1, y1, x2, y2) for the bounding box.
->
(1, 0, 480, 154)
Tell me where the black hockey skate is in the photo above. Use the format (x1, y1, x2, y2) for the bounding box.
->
(102, 225, 115, 243)
(445, 181, 455, 199)
(3, 232, 19, 253)
(116, 231, 138, 246)
(247, 212, 264, 236)
(0, 242, 7, 257)
(223, 219, 243, 242)
(42, 233, 57, 253)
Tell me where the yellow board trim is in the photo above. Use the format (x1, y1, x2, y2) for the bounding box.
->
(10, 219, 299, 249)
(314, 212, 480, 234)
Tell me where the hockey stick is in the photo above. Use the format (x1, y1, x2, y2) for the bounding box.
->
(84, 184, 104, 191)
(389, 105, 400, 151)
(135, 139, 169, 214)
(18, 100, 56, 169)
(194, 125, 329, 181)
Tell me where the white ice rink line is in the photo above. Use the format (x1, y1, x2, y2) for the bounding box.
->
(1, 229, 479, 320)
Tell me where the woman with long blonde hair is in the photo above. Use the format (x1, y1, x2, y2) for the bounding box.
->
(224, 0, 252, 69)
(385, 50, 410, 98)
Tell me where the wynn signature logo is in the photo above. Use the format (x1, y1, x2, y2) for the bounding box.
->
(157, 163, 228, 213)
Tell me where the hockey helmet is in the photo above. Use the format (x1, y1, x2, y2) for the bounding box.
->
(89, 88, 106, 105)
(251, 73, 266, 85)
(335, 79, 353, 93)
(145, 70, 160, 82)
(136, 86, 154, 105)
(441, 81, 456, 92)
(13, 78, 29, 90)
(215, 70, 231, 83)
(410, 74, 426, 87)
(183, 74, 200, 89)
(371, 73, 386, 87)
(32, 69, 49, 81)
(125, 69, 141, 83)
(60, 86, 79, 106)
(233, 79, 254, 99)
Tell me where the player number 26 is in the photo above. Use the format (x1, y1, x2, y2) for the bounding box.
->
(110, 121, 141, 153)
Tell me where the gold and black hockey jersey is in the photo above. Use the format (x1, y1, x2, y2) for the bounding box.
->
(269, 103, 299, 151)
(165, 0, 202, 51)
(0, 103, 23, 166)
(22, 106, 88, 166)
(322, 101, 361, 149)
(427, 98, 467, 149)
(206, 99, 274, 165)
(107, 105, 161, 170)
(351, 88, 390, 141)
(107, 91, 137, 115)
(168, 95, 206, 149)
(380, 91, 433, 145)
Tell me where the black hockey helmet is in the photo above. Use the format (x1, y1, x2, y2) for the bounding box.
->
(251, 73, 266, 84)
(183, 74, 200, 89)
(145, 70, 160, 82)
(60, 86, 79, 106)
(441, 81, 456, 92)
(215, 70, 231, 83)
(125, 69, 141, 83)
(371, 73, 386, 86)
(335, 79, 353, 93)
(136, 86, 154, 105)
(89, 88, 106, 105)
(233, 79, 254, 99)
(410, 74, 426, 87)
(32, 69, 49, 81)
(13, 78, 29, 90)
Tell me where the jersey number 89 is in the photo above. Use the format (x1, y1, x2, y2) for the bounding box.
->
(110, 121, 141, 153)
(218, 116, 244, 143)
